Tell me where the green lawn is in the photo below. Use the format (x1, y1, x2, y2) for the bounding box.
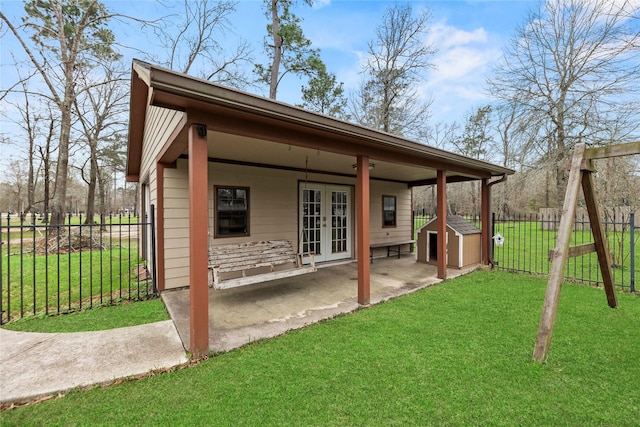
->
(493, 219, 640, 289)
(2, 270, 638, 425)
(2, 298, 168, 333)
(413, 215, 639, 290)
(1, 248, 154, 322)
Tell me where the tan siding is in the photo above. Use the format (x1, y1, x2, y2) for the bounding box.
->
(449, 232, 461, 268)
(140, 107, 185, 185)
(160, 160, 414, 289)
(137, 108, 187, 290)
(161, 159, 190, 289)
(370, 181, 412, 245)
(462, 234, 481, 268)
(209, 163, 299, 246)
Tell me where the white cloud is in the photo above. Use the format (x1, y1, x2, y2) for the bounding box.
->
(427, 22, 489, 50)
(419, 21, 503, 122)
(311, 0, 331, 10)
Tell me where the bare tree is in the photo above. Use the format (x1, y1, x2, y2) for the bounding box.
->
(351, 3, 436, 140)
(151, 0, 253, 88)
(1, 0, 120, 224)
(489, 0, 640, 207)
(4, 78, 39, 214)
(426, 121, 459, 150)
(38, 109, 58, 221)
(73, 62, 129, 223)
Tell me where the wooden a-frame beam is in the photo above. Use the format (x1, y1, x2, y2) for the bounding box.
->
(581, 166, 617, 308)
(533, 144, 585, 362)
(584, 141, 640, 160)
(533, 142, 629, 362)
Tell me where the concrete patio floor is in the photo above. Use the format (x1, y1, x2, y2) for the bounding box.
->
(162, 255, 477, 353)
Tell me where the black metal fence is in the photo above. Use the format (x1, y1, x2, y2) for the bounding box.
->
(414, 212, 638, 292)
(492, 212, 637, 292)
(0, 207, 157, 324)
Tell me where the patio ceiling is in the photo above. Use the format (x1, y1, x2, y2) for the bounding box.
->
(127, 60, 514, 185)
(206, 131, 452, 185)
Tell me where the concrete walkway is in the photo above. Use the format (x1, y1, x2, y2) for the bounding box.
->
(0, 320, 188, 405)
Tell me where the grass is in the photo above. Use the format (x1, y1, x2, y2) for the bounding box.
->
(1, 298, 168, 333)
(2, 270, 639, 425)
(414, 215, 640, 290)
(493, 219, 640, 289)
(1, 248, 154, 322)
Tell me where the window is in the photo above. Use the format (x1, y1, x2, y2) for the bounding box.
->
(215, 186, 249, 237)
(383, 195, 396, 227)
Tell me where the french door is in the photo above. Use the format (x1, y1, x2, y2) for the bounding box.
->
(299, 183, 352, 263)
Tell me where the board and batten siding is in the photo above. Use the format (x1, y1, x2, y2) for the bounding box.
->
(159, 159, 413, 290)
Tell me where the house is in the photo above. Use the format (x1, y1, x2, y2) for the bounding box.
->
(125, 60, 513, 356)
(416, 215, 482, 269)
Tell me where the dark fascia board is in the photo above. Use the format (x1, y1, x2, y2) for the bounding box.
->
(126, 61, 152, 182)
(131, 59, 514, 179)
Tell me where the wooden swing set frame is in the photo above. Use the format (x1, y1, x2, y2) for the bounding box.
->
(533, 141, 640, 362)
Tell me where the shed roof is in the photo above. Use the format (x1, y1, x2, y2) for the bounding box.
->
(126, 60, 514, 184)
(420, 215, 482, 235)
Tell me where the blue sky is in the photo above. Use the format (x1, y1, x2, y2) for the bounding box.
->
(1, 0, 535, 157)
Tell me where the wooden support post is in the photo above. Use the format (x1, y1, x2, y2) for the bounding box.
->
(533, 144, 585, 362)
(582, 169, 618, 308)
(189, 124, 210, 358)
(356, 155, 370, 305)
(481, 178, 490, 265)
(437, 170, 447, 279)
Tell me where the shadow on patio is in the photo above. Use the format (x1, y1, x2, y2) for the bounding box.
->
(162, 255, 477, 353)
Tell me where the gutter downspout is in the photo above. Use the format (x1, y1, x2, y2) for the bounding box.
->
(487, 174, 508, 266)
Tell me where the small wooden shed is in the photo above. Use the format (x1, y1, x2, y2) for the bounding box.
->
(416, 215, 481, 269)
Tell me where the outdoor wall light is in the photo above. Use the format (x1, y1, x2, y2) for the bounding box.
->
(352, 163, 375, 170)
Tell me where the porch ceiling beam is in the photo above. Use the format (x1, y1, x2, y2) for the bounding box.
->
(158, 106, 501, 179)
(408, 174, 482, 187)
(157, 114, 188, 166)
(176, 155, 410, 185)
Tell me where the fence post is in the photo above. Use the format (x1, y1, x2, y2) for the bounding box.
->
(0, 214, 3, 324)
(631, 213, 635, 293)
(150, 204, 158, 296)
(491, 212, 496, 266)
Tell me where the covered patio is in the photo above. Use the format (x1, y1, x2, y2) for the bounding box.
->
(127, 60, 513, 357)
(162, 255, 476, 353)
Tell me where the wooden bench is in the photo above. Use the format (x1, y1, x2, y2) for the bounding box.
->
(370, 240, 416, 263)
(208, 240, 316, 290)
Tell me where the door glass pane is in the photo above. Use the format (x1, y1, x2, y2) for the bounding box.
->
(331, 190, 348, 254)
(302, 189, 322, 255)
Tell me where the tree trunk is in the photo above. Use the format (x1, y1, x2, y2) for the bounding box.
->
(268, 0, 282, 100)
(554, 95, 567, 208)
(84, 153, 98, 224)
(97, 166, 108, 231)
(50, 98, 73, 225)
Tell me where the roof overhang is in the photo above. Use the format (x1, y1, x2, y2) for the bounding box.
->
(126, 60, 514, 184)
